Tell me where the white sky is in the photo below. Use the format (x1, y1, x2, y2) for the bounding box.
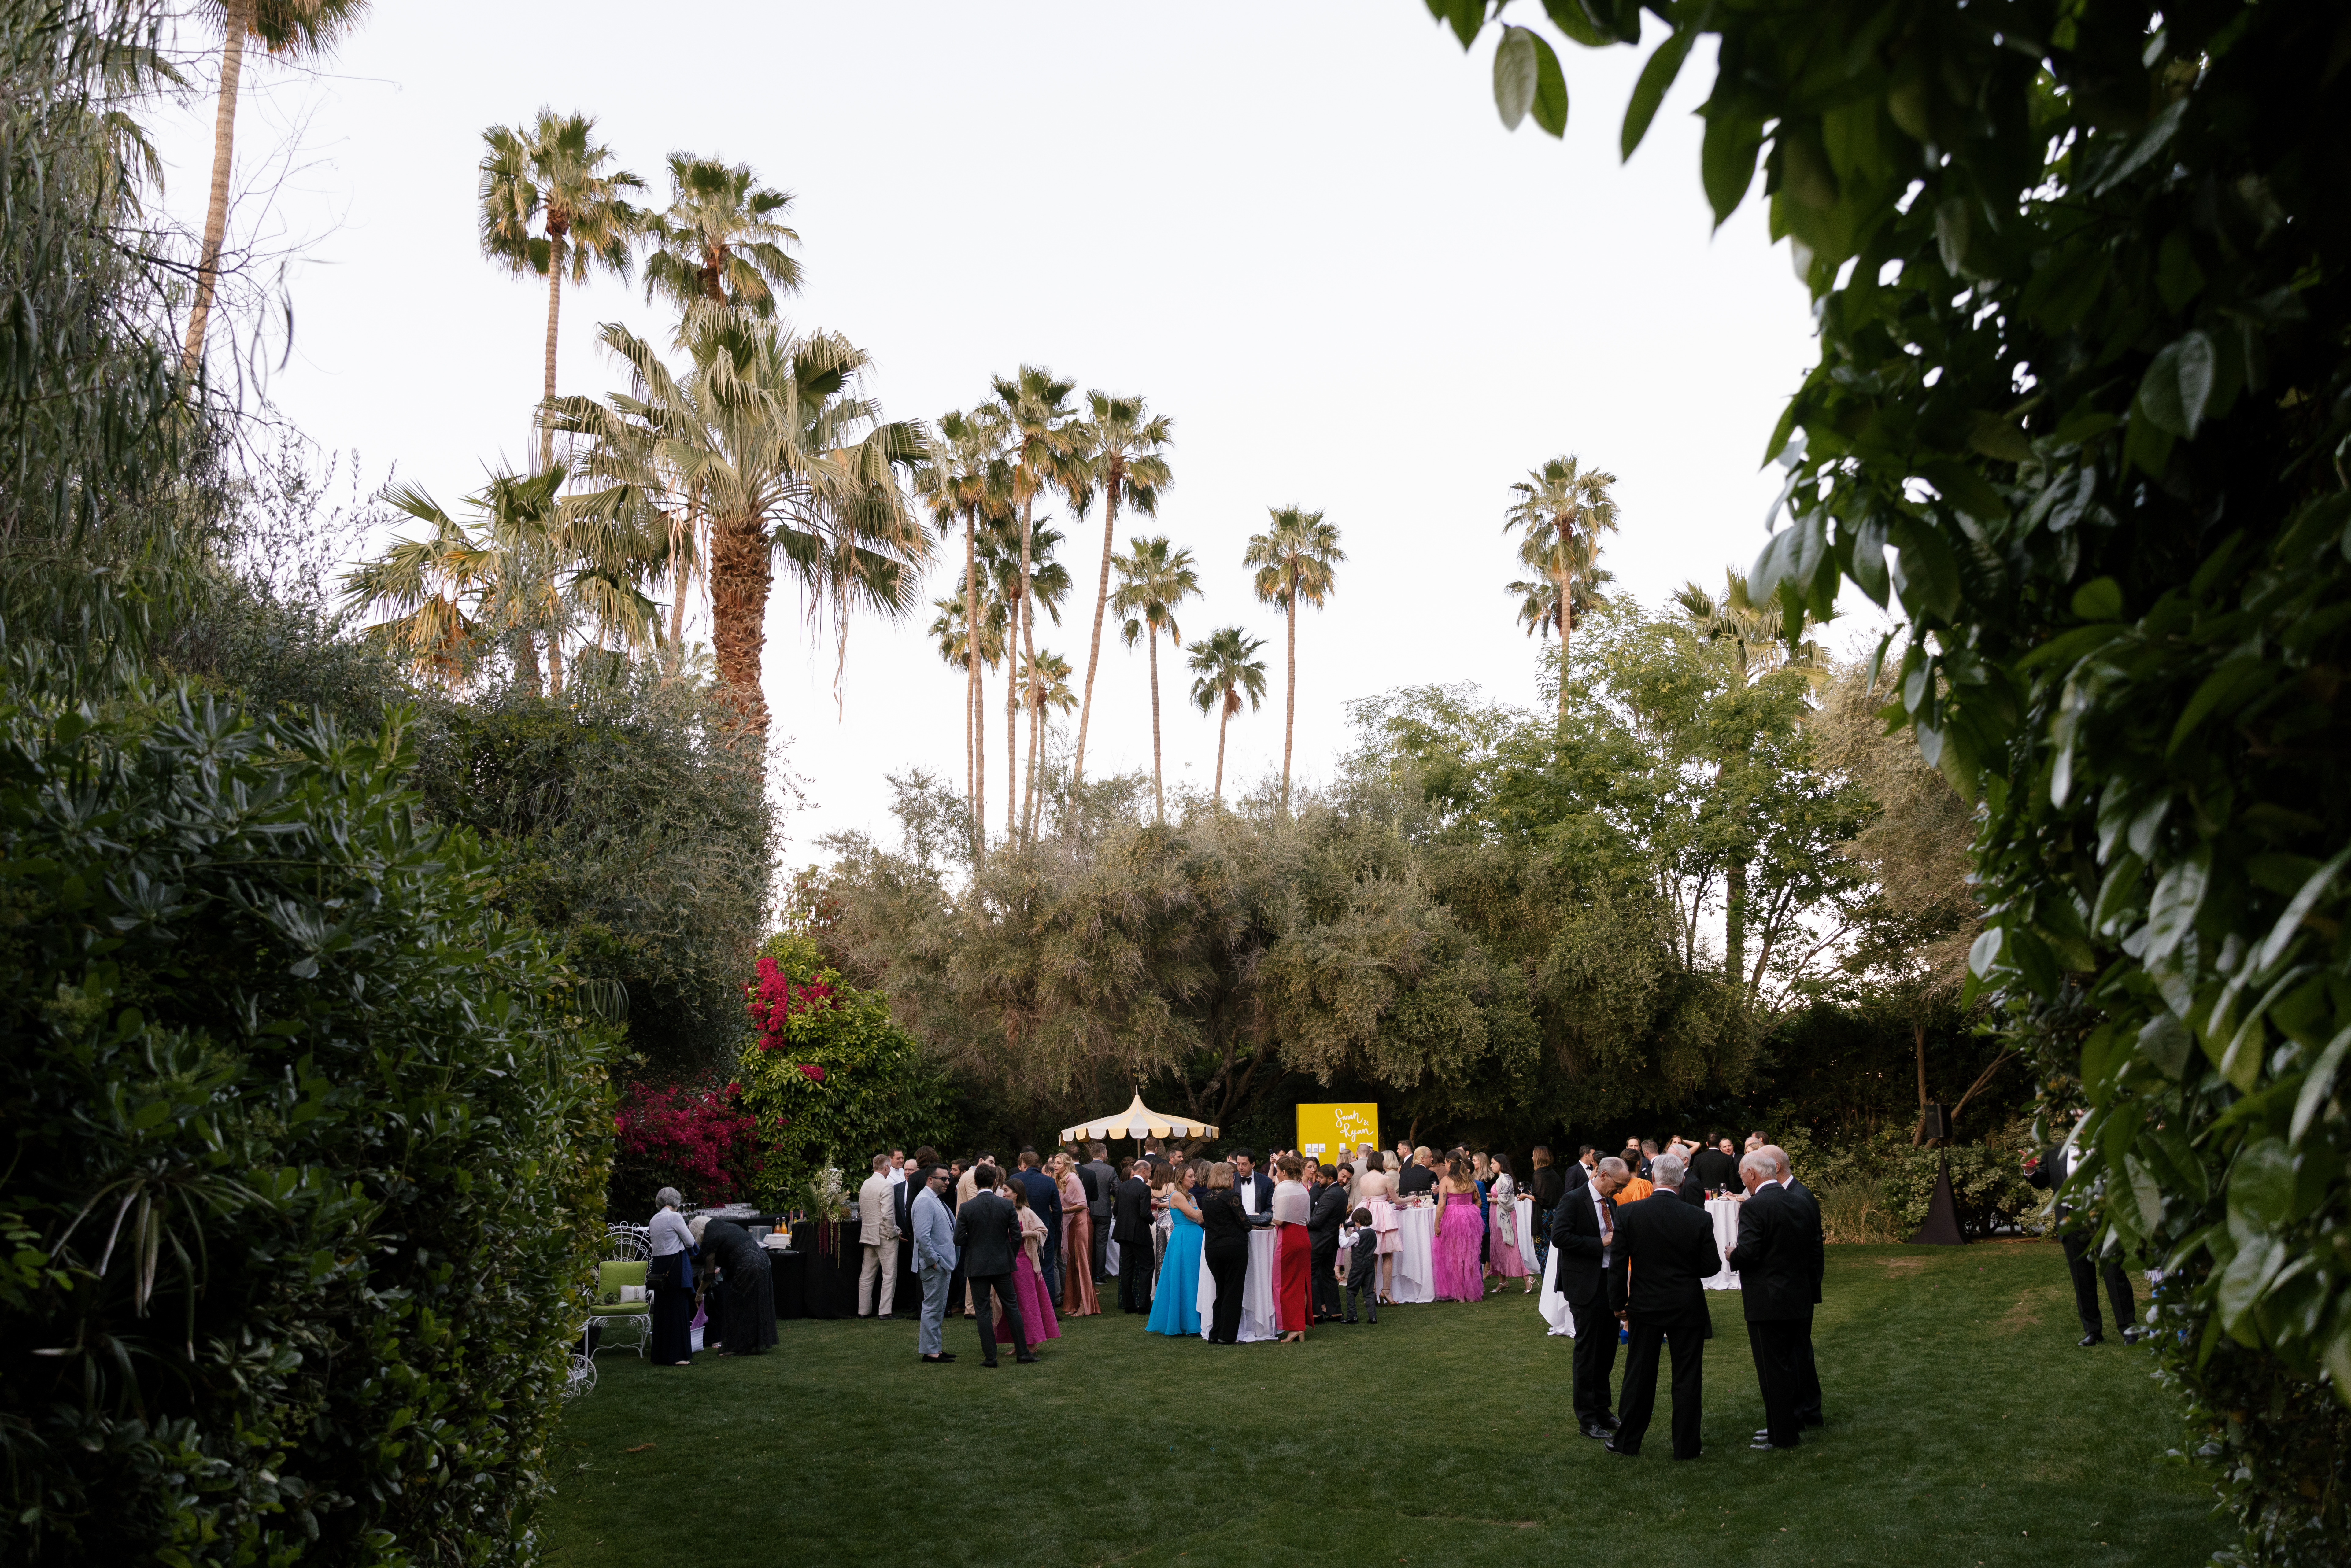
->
(154, 1, 1851, 865)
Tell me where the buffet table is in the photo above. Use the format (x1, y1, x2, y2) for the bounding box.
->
(1196, 1227, 1280, 1342)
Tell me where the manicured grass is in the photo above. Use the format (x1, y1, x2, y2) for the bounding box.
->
(541, 1241, 2221, 1568)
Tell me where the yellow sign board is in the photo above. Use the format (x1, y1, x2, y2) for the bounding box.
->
(1295, 1103, 1381, 1160)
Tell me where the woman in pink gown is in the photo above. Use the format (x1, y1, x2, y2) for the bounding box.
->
(1432, 1154, 1484, 1302)
(996, 1179, 1062, 1348)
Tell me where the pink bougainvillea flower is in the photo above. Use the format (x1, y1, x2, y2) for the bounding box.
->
(797, 1062, 824, 1082)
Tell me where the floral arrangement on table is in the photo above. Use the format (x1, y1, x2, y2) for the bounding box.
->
(801, 1165, 848, 1219)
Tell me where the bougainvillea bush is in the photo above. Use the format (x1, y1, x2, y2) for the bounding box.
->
(734, 934, 955, 1203)
(0, 667, 617, 1565)
(608, 1081, 764, 1219)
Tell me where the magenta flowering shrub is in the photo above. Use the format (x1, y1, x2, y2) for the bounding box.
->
(610, 1081, 763, 1216)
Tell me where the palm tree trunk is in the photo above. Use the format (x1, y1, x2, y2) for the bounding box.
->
(513, 631, 542, 695)
(548, 638, 564, 697)
(668, 549, 689, 649)
(1073, 471, 1120, 787)
(1725, 856, 1749, 994)
(1557, 579, 1572, 726)
(1281, 564, 1298, 814)
(1024, 678, 1043, 842)
(1213, 692, 1231, 804)
(966, 506, 983, 858)
(183, 0, 254, 374)
(1148, 627, 1164, 822)
(539, 229, 566, 473)
(1015, 497, 1037, 845)
(709, 509, 774, 754)
(1004, 637, 1018, 845)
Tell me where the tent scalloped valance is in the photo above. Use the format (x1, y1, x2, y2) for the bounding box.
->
(1058, 1092, 1219, 1144)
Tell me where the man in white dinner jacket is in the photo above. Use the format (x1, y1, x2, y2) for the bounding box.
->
(857, 1153, 901, 1316)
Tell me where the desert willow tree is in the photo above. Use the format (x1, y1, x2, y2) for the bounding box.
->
(1503, 455, 1619, 724)
(478, 111, 644, 476)
(182, 0, 369, 374)
(545, 317, 928, 760)
(1070, 392, 1172, 787)
(1672, 567, 1839, 1001)
(1243, 507, 1344, 814)
(1111, 536, 1200, 823)
(987, 366, 1086, 841)
(1187, 626, 1268, 805)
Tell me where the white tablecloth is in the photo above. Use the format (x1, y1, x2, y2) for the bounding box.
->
(1703, 1197, 1742, 1290)
(1198, 1227, 1280, 1342)
(1390, 1204, 1436, 1303)
(1538, 1245, 1575, 1336)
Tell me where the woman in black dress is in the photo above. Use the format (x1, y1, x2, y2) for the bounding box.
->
(1198, 1162, 1250, 1345)
(691, 1216, 777, 1356)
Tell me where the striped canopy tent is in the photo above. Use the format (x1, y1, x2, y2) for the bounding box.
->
(1059, 1092, 1219, 1144)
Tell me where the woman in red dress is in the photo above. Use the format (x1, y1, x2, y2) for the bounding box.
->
(1271, 1153, 1312, 1342)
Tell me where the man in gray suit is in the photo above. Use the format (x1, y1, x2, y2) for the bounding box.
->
(911, 1164, 959, 1363)
(1081, 1142, 1117, 1282)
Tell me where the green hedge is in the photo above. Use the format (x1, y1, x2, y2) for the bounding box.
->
(0, 666, 616, 1564)
(1777, 1121, 2045, 1241)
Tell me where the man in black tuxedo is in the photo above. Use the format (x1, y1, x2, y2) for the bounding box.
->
(1111, 1159, 1155, 1313)
(1081, 1142, 1117, 1282)
(1551, 1155, 1628, 1440)
(1307, 1162, 1351, 1321)
(1692, 1137, 1739, 1192)
(1397, 1148, 1439, 1197)
(1604, 1152, 1720, 1460)
(951, 1165, 1034, 1365)
(1231, 1149, 1276, 1223)
(2028, 1126, 2140, 1346)
(1764, 1145, 1826, 1427)
(1014, 1149, 1063, 1304)
(1728, 1150, 1809, 1448)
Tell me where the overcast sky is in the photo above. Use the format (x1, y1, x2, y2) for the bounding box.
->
(154, 1, 1844, 866)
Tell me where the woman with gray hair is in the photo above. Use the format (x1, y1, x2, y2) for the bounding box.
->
(648, 1187, 697, 1366)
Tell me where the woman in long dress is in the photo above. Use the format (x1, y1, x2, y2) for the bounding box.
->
(1355, 1152, 1402, 1304)
(1484, 1154, 1530, 1293)
(647, 1187, 696, 1365)
(1432, 1154, 1484, 1302)
(1199, 1163, 1249, 1344)
(1271, 1153, 1311, 1342)
(1055, 1154, 1099, 1316)
(998, 1179, 1062, 1350)
(1146, 1159, 1206, 1337)
(690, 1215, 777, 1354)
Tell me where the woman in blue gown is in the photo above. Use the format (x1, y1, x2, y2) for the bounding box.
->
(1146, 1159, 1207, 1337)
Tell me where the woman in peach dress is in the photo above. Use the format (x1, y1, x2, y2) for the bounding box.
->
(1355, 1152, 1401, 1304)
(1055, 1154, 1099, 1315)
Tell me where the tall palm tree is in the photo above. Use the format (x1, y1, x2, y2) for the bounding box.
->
(641, 153, 801, 326)
(917, 409, 1010, 847)
(987, 366, 1084, 839)
(1018, 647, 1077, 838)
(1243, 507, 1344, 814)
(982, 514, 1070, 847)
(930, 585, 1006, 822)
(1187, 626, 1269, 805)
(545, 317, 928, 752)
(1069, 391, 1173, 787)
(479, 110, 645, 474)
(1111, 536, 1200, 823)
(183, 0, 369, 374)
(1503, 455, 1620, 721)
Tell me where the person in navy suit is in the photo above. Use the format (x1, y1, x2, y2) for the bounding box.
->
(1728, 1150, 1811, 1449)
(1604, 1152, 1720, 1460)
(1014, 1149, 1063, 1304)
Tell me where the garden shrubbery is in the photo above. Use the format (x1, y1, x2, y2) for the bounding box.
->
(1778, 1120, 2045, 1243)
(0, 663, 617, 1564)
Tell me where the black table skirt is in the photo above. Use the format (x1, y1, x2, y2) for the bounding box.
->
(770, 1249, 805, 1320)
(789, 1218, 863, 1318)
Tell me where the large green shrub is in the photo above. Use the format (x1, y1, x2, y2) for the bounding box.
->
(0, 666, 617, 1565)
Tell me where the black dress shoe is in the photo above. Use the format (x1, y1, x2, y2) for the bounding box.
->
(1599, 1414, 1621, 1432)
(1750, 1437, 1788, 1450)
(1580, 1421, 1614, 1441)
(980, 1359, 999, 1367)
(1602, 1438, 1637, 1457)
(1015, 1353, 1039, 1364)
(2078, 1333, 2104, 1347)
(2121, 1326, 2144, 1345)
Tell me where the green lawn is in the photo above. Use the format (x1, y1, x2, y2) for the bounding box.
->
(541, 1241, 2221, 1568)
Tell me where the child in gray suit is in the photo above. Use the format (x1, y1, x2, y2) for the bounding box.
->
(1343, 1207, 1379, 1324)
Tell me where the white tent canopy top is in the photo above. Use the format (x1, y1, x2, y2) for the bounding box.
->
(1059, 1092, 1220, 1144)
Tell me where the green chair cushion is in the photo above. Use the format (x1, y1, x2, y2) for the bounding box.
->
(593, 1259, 650, 1312)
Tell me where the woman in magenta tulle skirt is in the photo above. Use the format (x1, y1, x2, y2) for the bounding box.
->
(998, 1179, 1062, 1349)
(1433, 1155, 1485, 1301)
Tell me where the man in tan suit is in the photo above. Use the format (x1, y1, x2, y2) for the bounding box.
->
(857, 1153, 901, 1316)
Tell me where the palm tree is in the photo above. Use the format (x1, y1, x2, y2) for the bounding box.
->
(1017, 647, 1077, 837)
(183, 0, 369, 374)
(641, 154, 801, 325)
(1503, 455, 1620, 721)
(917, 409, 1010, 847)
(987, 366, 1084, 839)
(1111, 536, 1200, 823)
(1187, 626, 1269, 805)
(930, 585, 1006, 822)
(545, 317, 928, 751)
(1243, 507, 1344, 814)
(1069, 392, 1173, 787)
(479, 110, 644, 474)
(982, 513, 1071, 847)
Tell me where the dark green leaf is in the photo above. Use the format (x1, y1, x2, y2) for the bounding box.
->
(1539, 0, 1611, 47)
(1701, 113, 1764, 227)
(1621, 27, 1695, 160)
(2137, 331, 2217, 438)
(1529, 31, 1569, 138)
(1886, 514, 1962, 622)
(2070, 577, 2124, 621)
